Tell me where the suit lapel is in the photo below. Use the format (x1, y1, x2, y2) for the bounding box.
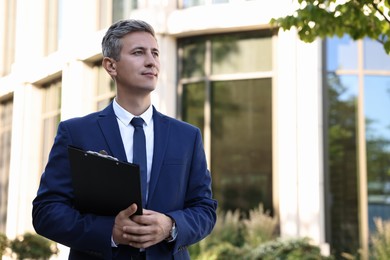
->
(97, 103, 128, 162)
(97, 104, 170, 206)
(147, 107, 169, 204)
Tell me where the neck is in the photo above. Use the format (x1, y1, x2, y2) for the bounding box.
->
(115, 95, 151, 116)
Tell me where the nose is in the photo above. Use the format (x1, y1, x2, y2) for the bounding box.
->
(145, 52, 158, 68)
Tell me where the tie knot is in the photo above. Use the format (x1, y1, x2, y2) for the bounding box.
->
(131, 117, 144, 128)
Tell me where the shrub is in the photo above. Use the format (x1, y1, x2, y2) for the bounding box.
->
(370, 217, 390, 260)
(0, 233, 8, 256)
(208, 208, 245, 248)
(190, 204, 278, 259)
(10, 232, 58, 260)
(190, 204, 333, 259)
(242, 204, 278, 247)
(247, 237, 334, 260)
(195, 242, 245, 260)
(189, 208, 245, 259)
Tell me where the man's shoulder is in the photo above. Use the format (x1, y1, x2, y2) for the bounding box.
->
(63, 111, 101, 124)
(63, 104, 114, 125)
(155, 111, 199, 131)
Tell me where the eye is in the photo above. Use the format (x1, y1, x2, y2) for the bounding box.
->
(152, 51, 159, 58)
(133, 50, 144, 56)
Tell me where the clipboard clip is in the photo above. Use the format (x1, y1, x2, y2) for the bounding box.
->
(86, 150, 119, 161)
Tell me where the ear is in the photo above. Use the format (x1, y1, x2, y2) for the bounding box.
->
(102, 57, 117, 76)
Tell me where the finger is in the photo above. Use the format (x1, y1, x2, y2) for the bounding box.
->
(126, 234, 154, 247)
(121, 203, 138, 217)
(131, 209, 156, 223)
(141, 209, 154, 215)
(128, 235, 159, 249)
(123, 222, 151, 236)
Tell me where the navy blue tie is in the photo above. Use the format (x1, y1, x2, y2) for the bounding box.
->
(131, 117, 147, 207)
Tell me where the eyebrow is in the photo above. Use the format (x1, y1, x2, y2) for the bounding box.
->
(131, 46, 159, 53)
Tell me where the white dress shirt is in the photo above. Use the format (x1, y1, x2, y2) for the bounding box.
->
(113, 98, 154, 201)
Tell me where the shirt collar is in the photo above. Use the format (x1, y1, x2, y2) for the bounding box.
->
(113, 98, 153, 126)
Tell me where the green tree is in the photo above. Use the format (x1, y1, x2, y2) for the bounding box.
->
(270, 0, 390, 53)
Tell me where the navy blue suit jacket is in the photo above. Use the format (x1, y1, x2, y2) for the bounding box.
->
(32, 104, 217, 259)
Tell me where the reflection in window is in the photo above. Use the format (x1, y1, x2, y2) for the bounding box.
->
(326, 35, 390, 258)
(181, 0, 206, 8)
(211, 79, 272, 212)
(41, 80, 62, 174)
(112, 0, 138, 22)
(326, 36, 358, 71)
(98, 0, 138, 29)
(364, 76, 390, 232)
(182, 82, 205, 132)
(180, 38, 206, 78)
(326, 73, 360, 256)
(364, 39, 390, 71)
(94, 63, 115, 111)
(211, 33, 272, 74)
(179, 31, 273, 214)
(179, 31, 272, 78)
(0, 99, 13, 233)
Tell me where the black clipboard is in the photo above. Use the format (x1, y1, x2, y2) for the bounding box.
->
(68, 145, 143, 216)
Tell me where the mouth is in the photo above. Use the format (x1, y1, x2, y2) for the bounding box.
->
(142, 71, 158, 77)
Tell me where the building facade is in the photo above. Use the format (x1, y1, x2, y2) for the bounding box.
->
(1, 0, 389, 259)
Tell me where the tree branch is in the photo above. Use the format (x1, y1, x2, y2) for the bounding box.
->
(370, 1, 390, 24)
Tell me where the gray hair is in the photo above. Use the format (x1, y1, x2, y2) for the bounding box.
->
(102, 19, 156, 61)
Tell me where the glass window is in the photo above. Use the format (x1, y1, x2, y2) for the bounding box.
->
(364, 39, 390, 71)
(211, 33, 272, 75)
(364, 76, 390, 232)
(112, 0, 138, 22)
(182, 82, 205, 132)
(0, 99, 13, 233)
(211, 79, 272, 212)
(179, 31, 273, 214)
(99, 0, 138, 28)
(179, 31, 272, 78)
(325, 35, 390, 258)
(180, 38, 206, 78)
(212, 0, 228, 3)
(326, 73, 360, 256)
(326, 36, 358, 71)
(41, 79, 62, 171)
(181, 0, 206, 8)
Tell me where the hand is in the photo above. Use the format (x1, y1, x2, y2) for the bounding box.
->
(112, 204, 173, 248)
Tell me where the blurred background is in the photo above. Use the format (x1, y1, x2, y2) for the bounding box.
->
(1, 0, 390, 259)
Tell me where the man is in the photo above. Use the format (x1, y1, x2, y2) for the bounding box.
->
(32, 19, 217, 260)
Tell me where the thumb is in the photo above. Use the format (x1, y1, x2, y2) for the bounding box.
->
(122, 203, 138, 217)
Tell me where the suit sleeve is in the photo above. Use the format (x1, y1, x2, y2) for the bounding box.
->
(32, 121, 115, 259)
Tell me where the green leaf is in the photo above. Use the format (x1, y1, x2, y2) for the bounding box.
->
(269, 0, 390, 51)
(384, 40, 390, 54)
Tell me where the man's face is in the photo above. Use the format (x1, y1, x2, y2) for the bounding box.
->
(114, 31, 160, 94)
